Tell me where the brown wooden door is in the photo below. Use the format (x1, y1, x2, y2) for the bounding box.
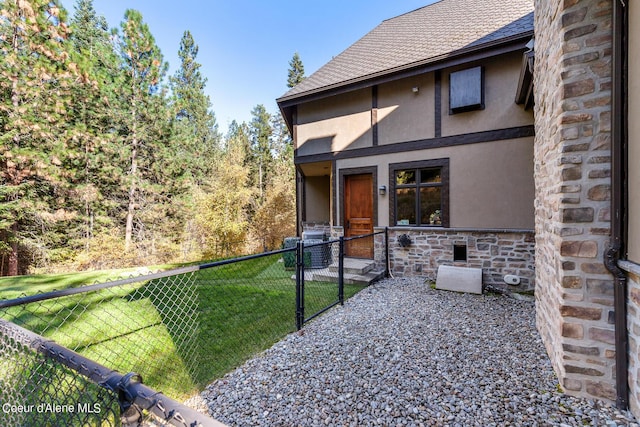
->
(344, 174, 374, 258)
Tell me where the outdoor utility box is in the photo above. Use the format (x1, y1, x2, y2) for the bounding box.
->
(283, 237, 324, 270)
(302, 231, 326, 241)
(435, 265, 482, 294)
(303, 239, 331, 269)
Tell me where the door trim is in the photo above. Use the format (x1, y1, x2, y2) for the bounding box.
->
(338, 166, 378, 229)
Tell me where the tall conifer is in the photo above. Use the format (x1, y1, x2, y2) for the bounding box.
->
(287, 52, 305, 88)
(67, 0, 122, 258)
(249, 104, 273, 202)
(114, 9, 168, 253)
(0, 0, 76, 275)
(169, 30, 220, 186)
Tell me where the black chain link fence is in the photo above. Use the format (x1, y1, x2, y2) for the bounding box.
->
(0, 231, 388, 426)
(0, 318, 222, 427)
(0, 320, 120, 427)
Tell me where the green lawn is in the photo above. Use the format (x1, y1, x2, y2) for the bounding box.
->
(0, 255, 366, 400)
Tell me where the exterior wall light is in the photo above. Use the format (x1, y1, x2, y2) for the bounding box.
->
(412, 86, 419, 93)
(378, 185, 386, 195)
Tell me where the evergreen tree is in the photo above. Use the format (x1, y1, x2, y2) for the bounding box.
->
(69, 0, 109, 54)
(67, 0, 124, 262)
(114, 9, 168, 253)
(287, 52, 305, 88)
(226, 120, 251, 164)
(271, 113, 292, 160)
(249, 104, 273, 201)
(0, 0, 77, 275)
(169, 30, 220, 187)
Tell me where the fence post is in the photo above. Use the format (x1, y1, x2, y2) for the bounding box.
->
(385, 227, 390, 278)
(295, 240, 304, 330)
(338, 236, 345, 305)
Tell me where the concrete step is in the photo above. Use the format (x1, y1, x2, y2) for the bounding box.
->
(311, 269, 385, 286)
(328, 258, 375, 275)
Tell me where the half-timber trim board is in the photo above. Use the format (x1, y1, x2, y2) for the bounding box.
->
(278, 33, 533, 130)
(294, 125, 535, 164)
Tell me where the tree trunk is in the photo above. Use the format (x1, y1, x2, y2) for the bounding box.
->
(7, 29, 20, 276)
(125, 140, 137, 253)
(8, 223, 19, 276)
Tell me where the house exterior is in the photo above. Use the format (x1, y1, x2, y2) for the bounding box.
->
(277, 0, 537, 292)
(278, 0, 640, 418)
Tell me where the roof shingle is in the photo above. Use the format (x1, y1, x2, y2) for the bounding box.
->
(279, 0, 533, 101)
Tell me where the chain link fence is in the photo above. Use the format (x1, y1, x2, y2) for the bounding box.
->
(0, 319, 120, 427)
(0, 318, 222, 427)
(0, 230, 388, 426)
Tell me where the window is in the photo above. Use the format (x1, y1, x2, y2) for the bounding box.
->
(449, 66, 484, 114)
(390, 159, 449, 227)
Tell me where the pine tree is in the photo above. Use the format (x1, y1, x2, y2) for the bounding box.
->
(271, 113, 292, 161)
(226, 120, 251, 164)
(114, 9, 168, 253)
(249, 104, 273, 202)
(67, 0, 123, 262)
(168, 30, 220, 187)
(0, 0, 77, 275)
(287, 52, 305, 88)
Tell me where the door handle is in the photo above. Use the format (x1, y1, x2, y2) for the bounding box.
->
(346, 220, 350, 229)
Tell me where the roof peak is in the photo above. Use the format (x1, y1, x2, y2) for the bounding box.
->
(279, 0, 534, 102)
(381, 0, 445, 23)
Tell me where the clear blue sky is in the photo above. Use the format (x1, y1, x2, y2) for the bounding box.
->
(60, 1, 436, 134)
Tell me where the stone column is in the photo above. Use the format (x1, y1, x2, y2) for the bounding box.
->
(534, 0, 616, 402)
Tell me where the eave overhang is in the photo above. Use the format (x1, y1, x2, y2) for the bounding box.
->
(277, 30, 534, 133)
(515, 40, 535, 110)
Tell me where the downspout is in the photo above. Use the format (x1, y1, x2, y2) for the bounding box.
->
(605, 0, 628, 411)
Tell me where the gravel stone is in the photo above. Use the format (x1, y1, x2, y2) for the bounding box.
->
(200, 278, 639, 426)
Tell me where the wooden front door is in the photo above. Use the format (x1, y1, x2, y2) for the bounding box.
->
(344, 174, 374, 258)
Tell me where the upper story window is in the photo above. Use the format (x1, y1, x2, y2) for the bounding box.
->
(390, 159, 450, 227)
(449, 66, 485, 114)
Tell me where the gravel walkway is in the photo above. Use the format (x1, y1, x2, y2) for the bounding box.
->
(201, 278, 639, 426)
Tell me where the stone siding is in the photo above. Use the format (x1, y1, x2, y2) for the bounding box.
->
(380, 228, 535, 292)
(301, 222, 332, 237)
(534, 0, 616, 403)
(623, 261, 640, 416)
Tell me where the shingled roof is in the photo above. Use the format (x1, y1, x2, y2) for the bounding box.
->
(278, 0, 533, 103)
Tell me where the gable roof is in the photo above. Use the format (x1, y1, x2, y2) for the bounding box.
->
(278, 0, 533, 106)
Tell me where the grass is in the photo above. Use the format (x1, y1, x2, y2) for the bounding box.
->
(0, 265, 171, 300)
(0, 254, 366, 400)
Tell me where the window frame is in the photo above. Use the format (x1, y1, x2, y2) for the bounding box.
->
(389, 158, 450, 227)
(449, 66, 485, 114)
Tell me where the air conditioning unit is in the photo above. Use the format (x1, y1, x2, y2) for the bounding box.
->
(303, 238, 331, 269)
(302, 231, 326, 241)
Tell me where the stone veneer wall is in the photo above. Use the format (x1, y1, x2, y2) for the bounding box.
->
(327, 226, 534, 292)
(534, 0, 616, 403)
(622, 262, 640, 415)
(301, 222, 332, 237)
(380, 228, 535, 292)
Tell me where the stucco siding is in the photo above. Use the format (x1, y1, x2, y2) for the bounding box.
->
(441, 52, 534, 137)
(305, 176, 331, 223)
(336, 136, 534, 230)
(377, 74, 436, 144)
(296, 89, 372, 156)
